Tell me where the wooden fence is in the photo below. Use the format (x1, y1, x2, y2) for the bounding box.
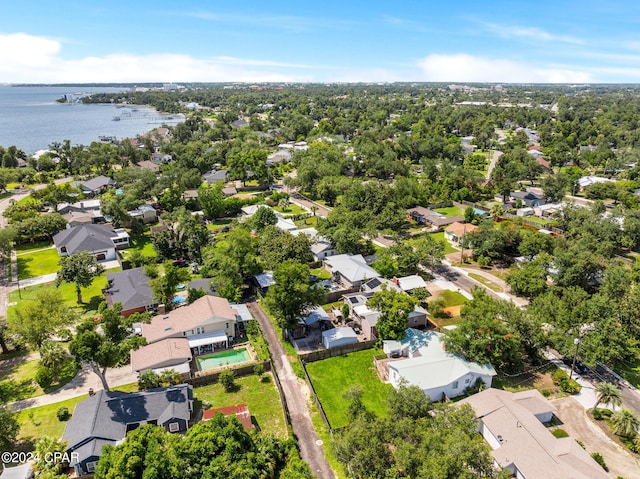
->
(298, 339, 377, 363)
(300, 360, 334, 438)
(186, 360, 270, 387)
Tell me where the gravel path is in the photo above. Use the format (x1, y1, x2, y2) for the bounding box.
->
(247, 301, 335, 479)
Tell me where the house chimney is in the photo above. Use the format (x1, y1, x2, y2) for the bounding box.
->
(158, 304, 166, 314)
(392, 277, 399, 285)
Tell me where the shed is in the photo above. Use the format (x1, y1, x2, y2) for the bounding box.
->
(322, 327, 357, 349)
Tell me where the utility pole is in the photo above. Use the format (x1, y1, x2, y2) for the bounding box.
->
(569, 337, 580, 380)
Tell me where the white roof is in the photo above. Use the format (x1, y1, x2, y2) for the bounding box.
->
(324, 254, 379, 283)
(187, 330, 228, 348)
(388, 331, 496, 391)
(577, 175, 613, 187)
(322, 327, 357, 342)
(303, 306, 330, 326)
(397, 275, 427, 291)
(291, 227, 318, 238)
(276, 217, 297, 231)
(152, 362, 191, 375)
(230, 303, 253, 321)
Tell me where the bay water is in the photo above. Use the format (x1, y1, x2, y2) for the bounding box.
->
(0, 86, 183, 155)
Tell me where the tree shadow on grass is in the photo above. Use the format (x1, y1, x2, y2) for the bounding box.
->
(81, 295, 104, 313)
(0, 377, 37, 402)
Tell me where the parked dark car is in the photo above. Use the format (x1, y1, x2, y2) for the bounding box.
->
(172, 259, 189, 267)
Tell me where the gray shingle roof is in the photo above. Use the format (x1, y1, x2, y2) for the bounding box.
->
(105, 267, 155, 311)
(75, 175, 114, 193)
(53, 224, 118, 254)
(63, 385, 193, 459)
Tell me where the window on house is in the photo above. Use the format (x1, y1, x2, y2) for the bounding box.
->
(465, 378, 470, 384)
(60, 246, 67, 253)
(87, 462, 97, 472)
(225, 323, 229, 329)
(452, 381, 459, 389)
(168, 422, 180, 432)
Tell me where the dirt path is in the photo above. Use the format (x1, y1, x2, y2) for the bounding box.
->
(247, 301, 335, 479)
(551, 396, 640, 478)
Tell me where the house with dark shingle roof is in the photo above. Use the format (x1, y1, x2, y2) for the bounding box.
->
(72, 175, 115, 196)
(53, 224, 129, 262)
(62, 384, 193, 476)
(202, 169, 228, 184)
(407, 206, 464, 231)
(104, 267, 156, 317)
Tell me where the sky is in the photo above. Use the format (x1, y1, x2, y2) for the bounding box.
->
(3, 0, 640, 84)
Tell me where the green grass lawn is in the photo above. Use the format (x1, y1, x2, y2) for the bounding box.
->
(273, 203, 307, 216)
(120, 233, 157, 261)
(468, 273, 503, 292)
(14, 241, 53, 253)
(434, 205, 465, 218)
(194, 373, 287, 437)
(305, 349, 392, 429)
(310, 267, 331, 280)
(437, 290, 469, 307)
(0, 357, 80, 402)
(406, 231, 457, 255)
(615, 357, 640, 388)
(15, 382, 139, 450)
(295, 215, 318, 228)
(8, 273, 113, 319)
(17, 247, 60, 280)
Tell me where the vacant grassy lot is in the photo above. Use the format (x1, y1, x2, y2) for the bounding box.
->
(468, 273, 503, 292)
(17, 247, 60, 280)
(273, 203, 307, 216)
(8, 273, 113, 318)
(305, 349, 392, 429)
(0, 357, 79, 402)
(437, 289, 469, 307)
(194, 373, 287, 437)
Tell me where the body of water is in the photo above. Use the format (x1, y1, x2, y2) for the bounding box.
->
(0, 86, 183, 155)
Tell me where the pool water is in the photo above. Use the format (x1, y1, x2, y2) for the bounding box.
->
(197, 348, 251, 370)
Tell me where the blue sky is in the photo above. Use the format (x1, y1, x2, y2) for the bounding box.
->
(2, 0, 640, 83)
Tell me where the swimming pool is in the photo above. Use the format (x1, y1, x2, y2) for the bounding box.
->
(197, 348, 251, 370)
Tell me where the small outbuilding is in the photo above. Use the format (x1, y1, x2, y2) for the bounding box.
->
(322, 327, 357, 349)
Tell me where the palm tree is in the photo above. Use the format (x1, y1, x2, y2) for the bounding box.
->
(593, 382, 622, 413)
(39, 341, 67, 383)
(611, 408, 640, 438)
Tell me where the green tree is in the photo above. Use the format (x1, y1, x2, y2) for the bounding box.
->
(264, 260, 325, 339)
(34, 436, 67, 475)
(150, 262, 191, 310)
(542, 172, 569, 202)
(387, 380, 432, 420)
(0, 407, 19, 451)
(611, 408, 640, 438)
(198, 183, 225, 219)
(69, 304, 145, 390)
(250, 206, 278, 231)
(0, 316, 9, 354)
(138, 370, 161, 390)
(8, 289, 76, 349)
(366, 287, 418, 341)
(39, 341, 67, 383)
(56, 251, 105, 304)
(593, 382, 622, 413)
(219, 369, 235, 392)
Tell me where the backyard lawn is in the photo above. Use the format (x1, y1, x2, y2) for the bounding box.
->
(437, 289, 469, 308)
(273, 203, 307, 216)
(0, 357, 79, 402)
(194, 373, 287, 437)
(17, 247, 60, 280)
(305, 349, 393, 429)
(434, 205, 465, 218)
(122, 233, 157, 259)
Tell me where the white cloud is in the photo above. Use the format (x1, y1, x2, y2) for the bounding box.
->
(482, 23, 584, 45)
(417, 53, 593, 83)
(0, 32, 311, 83)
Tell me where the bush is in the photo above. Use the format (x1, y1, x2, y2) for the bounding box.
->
(35, 366, 54, 389)
(56, 407, 70, 421)
(559, 378, 582, 394)
(593, 408, 613, 420)
(552, 428, 569, 438)
(254, 363, 265, 381)
(551, 368, 569, 385)
(590, 452, 608, 471)
(219, 370, 235, 392)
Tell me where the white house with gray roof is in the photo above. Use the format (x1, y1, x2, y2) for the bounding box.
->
(384, 329, 496, 401)
(53, 224, 129, 262)
(62, 385, 193, 476)
(324, 253, 379, 289)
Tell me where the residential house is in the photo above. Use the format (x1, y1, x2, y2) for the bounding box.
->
(291, 227, 338, 261)
(443, 222, 477, 247)
(384, 329, 496, 401)
(53, 224, 129, 262)
(151, 152, 173, 164)
(407, 206, 464, 231)
(459, 388, 609, 479)
(292, 305, 332, 339)
(188, 278, 217, 296)
(140, 295, 238, 356)
(221, 186, 237, 197)
(203, 404, 253, 431)
(202, 169, 228, 185)
(510, 191, 545, 207)
(324, 253, 380, 289)
(130, 337, 192, 375)
(57, 199, 105, 226)
(266, 149, 293, 166)
(577, 175, 614, 190)
(135, 160, 160, 173)
(72, 175, 115, 196)
(63, 385, 193, 476)
(231, 119, 249, 129)
(104, 267, 156, 317)
(322, 327, 357, 349)
(252, 271, 276, 294)
(127, 204, 158, 224)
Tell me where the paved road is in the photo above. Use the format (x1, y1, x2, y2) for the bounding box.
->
(290, 192, 331, 218)
(247, 301, 335, 479)
(485, 150, 503, 180)
(552, 396, 640, 478)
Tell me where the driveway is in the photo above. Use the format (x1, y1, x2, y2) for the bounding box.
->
(247, 301, 336, 479)
(551, 396, 640, 478)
